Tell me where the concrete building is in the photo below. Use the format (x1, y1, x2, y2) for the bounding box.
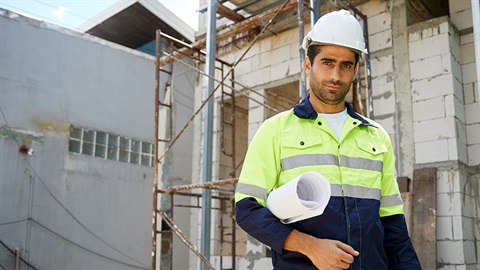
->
(0, 1, 195, 268)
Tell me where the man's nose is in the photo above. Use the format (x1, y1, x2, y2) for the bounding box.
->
(330, 65, 341, 81)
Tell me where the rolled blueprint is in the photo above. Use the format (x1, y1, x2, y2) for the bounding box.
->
(266, 171, 331, 224)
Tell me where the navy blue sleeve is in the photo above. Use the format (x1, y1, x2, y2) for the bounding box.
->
(235, 197, 294, 254)
(381, 214, 422, 269)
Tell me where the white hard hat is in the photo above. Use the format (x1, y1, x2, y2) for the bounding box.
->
(302, 9, 368, 57)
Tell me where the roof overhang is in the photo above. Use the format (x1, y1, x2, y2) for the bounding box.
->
(77, 0, 195, 48)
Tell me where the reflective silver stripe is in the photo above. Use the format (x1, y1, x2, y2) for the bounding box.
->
(343, 184, 381, 200)
(331, 184, 381, 200)
(331, 184, 343, 197)
(281, 154, 383, 172)
(281, 154, 338, 171)
(235, 183, 268, 201)
(380, 193, 403, 207)
(340, 155, 383, 173)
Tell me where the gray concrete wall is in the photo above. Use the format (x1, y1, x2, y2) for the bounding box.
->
(0, 9, 194, 269)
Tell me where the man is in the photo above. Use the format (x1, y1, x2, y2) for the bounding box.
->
(235, 10, 421, 269)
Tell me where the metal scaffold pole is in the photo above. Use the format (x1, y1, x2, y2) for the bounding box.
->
(201, 0, 217, 269)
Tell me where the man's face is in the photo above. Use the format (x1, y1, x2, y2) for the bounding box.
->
(304, 45, 358, 111)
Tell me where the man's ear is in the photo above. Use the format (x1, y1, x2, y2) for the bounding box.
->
(304, 56, 311, 75)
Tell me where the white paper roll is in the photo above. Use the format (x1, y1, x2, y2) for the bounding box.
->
(266, 171, 331, 224)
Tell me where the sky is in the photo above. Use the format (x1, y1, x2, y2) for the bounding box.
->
(0, 0, 199, 31)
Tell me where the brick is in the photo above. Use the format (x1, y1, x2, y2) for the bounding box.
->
(415, 139, 449, 163)
(411, 74, 454, 101)
(413, 117, 456, 143)
(271, 60, 291, 82)
(437, 216, 453, 240)
(409, 34, 450, 61)
(410, 55, 443, 80)
(412, 96, 445, 122)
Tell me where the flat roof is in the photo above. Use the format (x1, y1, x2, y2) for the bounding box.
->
(77, 0, 195, 48)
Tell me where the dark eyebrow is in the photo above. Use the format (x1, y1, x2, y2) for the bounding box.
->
(320, 57, 355, 66)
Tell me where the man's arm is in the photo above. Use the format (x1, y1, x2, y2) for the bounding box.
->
(283, 229, 359, 269)
(382, 214, 421, 269)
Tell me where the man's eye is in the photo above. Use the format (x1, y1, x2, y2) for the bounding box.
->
(342, 63, 352, 69)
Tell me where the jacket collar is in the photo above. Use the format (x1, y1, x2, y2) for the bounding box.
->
(293, 95, 375, 127)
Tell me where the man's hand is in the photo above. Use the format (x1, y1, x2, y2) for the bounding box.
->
(283, 229, 359, 269)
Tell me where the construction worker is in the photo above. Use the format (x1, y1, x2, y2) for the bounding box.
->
(235, 9, 421, 270)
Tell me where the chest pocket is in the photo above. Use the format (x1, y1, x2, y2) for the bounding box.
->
(280, 135, 323, 159)
(355, 137, 388, 157)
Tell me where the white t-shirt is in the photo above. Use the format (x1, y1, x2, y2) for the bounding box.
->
(319, 108, 348, 139)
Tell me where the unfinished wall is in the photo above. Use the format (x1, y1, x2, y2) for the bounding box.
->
(407, 0, 480, 266)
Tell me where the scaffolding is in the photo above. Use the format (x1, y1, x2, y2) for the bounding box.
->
(151, 0, 372, 269)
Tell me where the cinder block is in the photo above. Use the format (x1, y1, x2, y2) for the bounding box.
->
(450, 8, 473, 31)
(372, 90, 395, 116)
(411, 74, 454, 101)
(409, 34, 450, 61)
(358, 0, 386, 17)
(437, 216, 453, 240)
(463, 82, 477, 104)
(367, 12, 391, 35)
(449, 0, 471, 14)
(460, 41, 475, 65)
(371, 54, 393, 78)
(468, 145, 480, 166)
(373, 117, 394, 135)
(445, 95, 466, 123)
(412, 96, 445, 122)
(371, 74, 394, 96)
(271, 28, 297, 50)
(415, 139, 449, 163)
(465, 103, 480, 124)
(452, 216, 473, 240)
(437, 192, 463, 217)
(271, 60, 290, 82)
(437, 240, 466, 264)
(466, 123, 480, 144)
(448, 138, 467, 163)
(462, 62, 477, 84)
(413, 117, 456, 143)
(369, 29, 392, 52)
(410, 55, 443, 81)
(259, 37, 272, 53)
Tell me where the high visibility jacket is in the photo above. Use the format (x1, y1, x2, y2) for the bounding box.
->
(235, 97, 420, 269)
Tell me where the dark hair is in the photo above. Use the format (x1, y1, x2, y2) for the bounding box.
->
(307, 45, 360, 65)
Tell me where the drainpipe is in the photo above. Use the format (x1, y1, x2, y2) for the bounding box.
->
(472, 0, 480, 103)
(200, 0, 217, 269)
(298, 0, 307, 99)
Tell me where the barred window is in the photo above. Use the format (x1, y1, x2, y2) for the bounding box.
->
(69, 126, 153, 167)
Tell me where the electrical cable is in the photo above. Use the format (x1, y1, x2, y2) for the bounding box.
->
(0, 105, 149, 269)
(0, 240, 39, 270)
(0, 217, 148, 269)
